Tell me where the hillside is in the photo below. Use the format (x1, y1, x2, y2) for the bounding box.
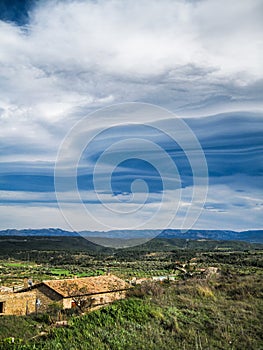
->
(0, 272, 262, 350)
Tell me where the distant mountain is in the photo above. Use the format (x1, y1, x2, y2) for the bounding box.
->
(158, 229, 263, 243)
(0, 228, 262, 243)
(0, 228, 79, 237)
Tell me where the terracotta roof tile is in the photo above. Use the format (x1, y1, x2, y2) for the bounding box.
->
(43, 275, 129, 297)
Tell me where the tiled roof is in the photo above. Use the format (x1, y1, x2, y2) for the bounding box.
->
(43, 275, 129, 297)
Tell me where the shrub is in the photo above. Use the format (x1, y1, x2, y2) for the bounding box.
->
(127, 281, 165, 299)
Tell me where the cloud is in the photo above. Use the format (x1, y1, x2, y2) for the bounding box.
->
(0, 0, 262, 120)
(0, 110, 262, 231)
(0, 1, 262, 144)
(1, 111, 262, 193)
(0, 0, 262, 230)
(0, 0, 262, 166)
(0, 183, 262, 231)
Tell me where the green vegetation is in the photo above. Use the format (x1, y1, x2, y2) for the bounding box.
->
(0, 236, 262, 285)
(0, 272, 262, 349)
(0, 236, 262, 349)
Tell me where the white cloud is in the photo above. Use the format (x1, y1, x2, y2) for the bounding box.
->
(0, 183, 262, 231)
(0, 0, 262, 230)
(0, 0, 262, 148)
(0, 205, 71, 230)
(26, 0, 262, 78)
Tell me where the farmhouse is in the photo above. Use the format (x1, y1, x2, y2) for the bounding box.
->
(0, 291, 36, 315)
(0, 275, 129, 315)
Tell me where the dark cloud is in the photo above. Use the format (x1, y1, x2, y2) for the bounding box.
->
(1, 112, 262, 196)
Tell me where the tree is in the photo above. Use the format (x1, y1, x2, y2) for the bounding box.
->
(62, 282, 94, 313)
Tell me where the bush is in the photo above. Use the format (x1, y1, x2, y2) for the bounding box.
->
(127, 281, 165, 299)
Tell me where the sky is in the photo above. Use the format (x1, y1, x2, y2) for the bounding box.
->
(0, 0, 262, 232)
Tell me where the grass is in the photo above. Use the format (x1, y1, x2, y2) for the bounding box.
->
(0, 271, 262, 350)
(0, 316, 41, 342)
(49, 268, 72, 276)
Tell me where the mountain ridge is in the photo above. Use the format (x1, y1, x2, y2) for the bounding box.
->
(0, 228, 262, 243)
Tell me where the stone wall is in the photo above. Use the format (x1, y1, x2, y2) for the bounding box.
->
(0, 286, 128, 315)
(35, 285, 63, 312)
(0, 291, 36, 315)
(91, 290, 127, 306)
(63, 290, 127, 310)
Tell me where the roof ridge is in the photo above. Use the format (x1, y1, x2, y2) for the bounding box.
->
(43, 274, 121, 284)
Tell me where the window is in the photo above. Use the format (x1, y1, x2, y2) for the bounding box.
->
(0, 302, 5, 313)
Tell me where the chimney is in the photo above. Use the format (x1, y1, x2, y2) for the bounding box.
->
(23, 278, 28, 289)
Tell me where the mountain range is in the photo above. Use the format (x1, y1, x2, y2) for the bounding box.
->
(0, 228, 262, 243)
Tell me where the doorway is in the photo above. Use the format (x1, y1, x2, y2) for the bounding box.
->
(0, 302, 5, 313)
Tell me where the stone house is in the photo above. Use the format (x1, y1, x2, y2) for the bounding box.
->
(0, 291, 36, 315)
(0, 275, 129, 315)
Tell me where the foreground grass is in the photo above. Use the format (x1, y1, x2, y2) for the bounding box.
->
(0, 271, 262, 350)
